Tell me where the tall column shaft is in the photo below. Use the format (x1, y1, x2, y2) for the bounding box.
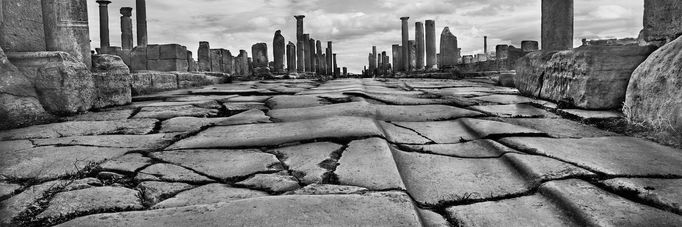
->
(297, 40, 305, 72)
(286, 42, 296, 73)
(97, 0, 111, 48)
(303, 34, 311, 72)
(415, 22, 425, 70)
(120, 7, 133, 50)
(425, 20, 436, 69)
(333, 53, 338, 76)
(326, 41, 333, 75)
(273, 30, 285, 73)
(136, 0, 148, 46)
(400, 17, 410, 72)
(41, 0, 92, 69)
(541, 0, 573, 50)
(316, 41, 322, 73)
(484, 36, 488, 55)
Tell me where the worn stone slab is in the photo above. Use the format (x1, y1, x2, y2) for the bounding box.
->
(36, 187, 143, 220)
(266, 95, 329, 109)
(285, 184, 369, 195)
(600, 178, 682, 213)
(0, 182, 21, 200)
(223, 102, 269, 112)
(59, 192, 421, 226)
(471, 104, 558, 118)
(495, 118, 618, 138)
(167, 116, 384, 149)
(375, 105, 485, 122)
(392, 118, 543, 144)
(336, 138, 405, 190)
(500, 136, 682, 176)
(345, 91, 467, 106)
(132, 105, 219, 120)
(165, 95, 238, 103)
(135, 163, 214, 183)
(268, 102, 374, 122)
(403, 139, 520, 158)
(392, 149, 593, 206)
(32, 134, 181, 150)
(226, 95, 272, 102)
(379, 122, 434, 144)
(63, 109, 135, 121)
(269, 142, 343, 184)
(539, 179, 682, 226)
(472, 94, 546, 105)
(100, 153, 152, 173)
(160, 109, 271, 133)
(151, 183, 268, 209)
(558, 109, 624, 121)
(136, 181, 194, 206)
(0, 146, 130, 181)
(151, 149, 280, 180)
(447, 194, 579, 226)
(0, 140, 33, 152)
(418, 209, 452, 227)
(462, 118, 547, 138)
(190, 88, 273, 96)
(0, 119, 158, 141)
(235, 173, 301, 193)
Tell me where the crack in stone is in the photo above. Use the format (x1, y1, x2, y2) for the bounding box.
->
(385, 122, 438, 144)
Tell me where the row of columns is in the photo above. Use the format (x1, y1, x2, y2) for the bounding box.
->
(290, 15, 339, 76)
(96, 0, 148, 52)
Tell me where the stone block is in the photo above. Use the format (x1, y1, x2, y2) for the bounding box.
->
(130, 71, 178, 95)
(515, 44, 656, 109)
(159, 44, 187, 60)
(210, 49, 222, 72)
(625, 36, 682, 137)
(146, 44, 160, 60)
(148, 59, 188, 72)
(130, 73, 153, 96)
(0, 0, 46, 52)
(130, 46, 147, 71)
(91, 54, 132, 109)
(643, 0, 682, 43)
(151, 72, 178, 91)
(175, 72, 216, 89)
(7, 51, 95, 115)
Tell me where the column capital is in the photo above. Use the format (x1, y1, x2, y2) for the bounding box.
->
(294, 15, 305, 20)
(120, 7, 133, 16)
(400, 17, 410, 20)
(97, 0, 112, 5)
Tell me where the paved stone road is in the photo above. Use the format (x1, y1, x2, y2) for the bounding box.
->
(1, 78, 681, 226)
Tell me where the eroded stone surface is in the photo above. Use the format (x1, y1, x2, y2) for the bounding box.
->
(500, 137, 682, 176)
(0, 182, 21, 200)
(0, 140, 34, 152)
(471, 104, 558, 118)
(151, 183, 268, 209)
(135, 163, 214, 183)
(63, 109, 135, 121)
(223, 102, 268, 112)
(285, 184, 369, 195)
(0, 119, 158, 141)
(391, 118, 543, 144)
(132, 105, 218, 120)
(403, 139, 520, 158)
(496, 118, 618, 138)
(167, 116, 384, 149)
(447, 194, 579, 226)
(336, 138, 405, 190)
(235, 173, 301, 193)
(269, 142, 343, 184)
(32, 134, 180, 150)
(266, 95, 329, 109)
(59, 192, 421, 226)
(379, 122, 433, 144)
(418, 209, 452, 227)
(557, 109, 623, 121)
(100, 153, 152, 173)
(600, 178, 682, 213)
(160, 109, 271, 133)
(36, 187, 143, 220)
(136, 181, 194, 206)
(152, 149, 280, 180)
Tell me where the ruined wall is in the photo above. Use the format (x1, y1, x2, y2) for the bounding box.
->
(643, 0, 682, 43)
(0, 0, 46, 52)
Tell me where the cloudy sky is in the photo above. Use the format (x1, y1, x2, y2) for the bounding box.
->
(88, 0, 643, 73)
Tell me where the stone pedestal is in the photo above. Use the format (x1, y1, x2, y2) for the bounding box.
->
(135, 0, 148, 47)
(273, 30, 285, 73)
(41, 0, 91, 69)
(97, 0, 111, 48)
(425, 20, 436, 69)
(439, 27, 458, 69)
(542, 0, 573, 51)
(120, 7, 133, 51)
(198, 41, 210, 71)
(400, 17, 410, 72)
(415, 22, 425, 70)
(286, 41, 296, 73)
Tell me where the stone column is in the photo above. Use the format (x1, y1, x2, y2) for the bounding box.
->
(41, 0, 92, 69)
(303, 34, 311, 72)
(542, 0, 573, 51)
(371, 46, 377, 75)
(286, 41, 296, 73)
(316, 40, 322, 73)
(333, 53, 338, 76)
(136, 0, 148, 46)
(198, 41, 211, 71)
(343, 67, 347, 76)
(484, 36, 488, 55)
(294, 15, 305, 71)
(321, 53, 327, 74)
(327, 41, 333, 75)
(392, 45, 400, 72)
(425, 20, 436, 69)
(521, 40, 539, 52)
(120, 7, 133, 50)
(415, 22, 425, 70)
(409, 40, 416, 70)
(273, 30, 285, 73)
(308, 37, 316, 73)
(440, 27, 458, 69)
(400, 17, 410, 72)
(96, 0, 111, 49)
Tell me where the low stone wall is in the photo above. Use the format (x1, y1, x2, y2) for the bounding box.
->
(92, 54, 132, 109)
(131, 71, 228, 95)
(515, 43, 656, 109)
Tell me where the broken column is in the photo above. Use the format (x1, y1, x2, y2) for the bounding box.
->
(198, 41, 211, 71)
(425, 20, 436, 69)
(439, 27, 459, 69)
(303, 34, 311, 72)
(120, 7, 133, 51)
(415, 22, 425, 70)
(273, 30, 285, 73)
(210, 49, 222, 72)
(522, 40, 539, 52)
(96, 0, 111, 49)
(41, 0, 92, 69)
(286, 41, 296, 73)
(252, 43, 270, 76)
(136, 0, 148, 46)
(401, 17, 410, 72)
(327, 41, 333, 75)
(542, 0, 573, 50)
